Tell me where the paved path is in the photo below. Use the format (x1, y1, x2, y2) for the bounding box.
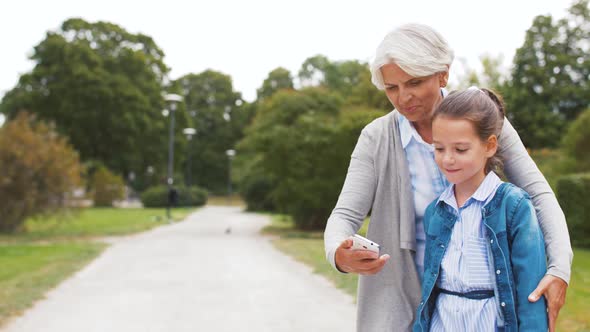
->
(2, 206, 356, 332)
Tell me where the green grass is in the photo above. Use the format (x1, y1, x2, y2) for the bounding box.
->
(558, 249, 590, 331)
(0, 208, 194, 243)
(0, 207, 196, 327)
(262, 214, 369, 299)
(0, 242, 105, 323)
(264, 214, 590, 331)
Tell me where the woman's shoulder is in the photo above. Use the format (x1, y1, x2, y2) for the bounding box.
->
(361, 110, 398, 136)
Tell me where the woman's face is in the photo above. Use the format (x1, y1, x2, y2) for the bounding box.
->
(380, 63, 448, 125)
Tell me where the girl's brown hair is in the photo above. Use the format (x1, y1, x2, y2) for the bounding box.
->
(433, 88, 505, 174)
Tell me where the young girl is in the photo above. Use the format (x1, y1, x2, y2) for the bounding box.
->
(413, 88, 548, 331)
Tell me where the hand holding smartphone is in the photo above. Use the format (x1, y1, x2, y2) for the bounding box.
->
(351, 234, 380, 255)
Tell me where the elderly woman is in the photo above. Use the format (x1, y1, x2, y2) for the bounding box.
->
(324, 23, 572, 332)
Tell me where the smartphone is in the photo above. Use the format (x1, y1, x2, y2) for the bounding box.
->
(351, 234, 380, 255)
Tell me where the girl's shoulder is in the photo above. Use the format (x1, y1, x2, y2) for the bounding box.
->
(498, 183, 531, 207)
(489, 182, 534, 227)
(484, 182, 532, 217)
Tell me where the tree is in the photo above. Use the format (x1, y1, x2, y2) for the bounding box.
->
(256, 67, 294, 100)
(237, 87, 384, 229)
(0, 113, 82, 233)
(452, 54, 506, 91)
(0, 18, 171, 188)
(238, 88, 342, 228)
(502, 0, 590, 148)
(346, 67, 392, 111)
(297, 55, 391, 111)
(298, 55, 331, 87)
(172, 70, 248, 193)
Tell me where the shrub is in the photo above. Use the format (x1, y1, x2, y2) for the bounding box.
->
(556, 173, 590, 247)
(562, 108, 590, 172)
(91, 166, 125, 207)
(0, 112, 82, 233)
(234, 154, 276, 212)
(240, 170, 277, 212)
(140, 185, 207, 208)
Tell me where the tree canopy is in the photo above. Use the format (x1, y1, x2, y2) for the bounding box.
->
(502, 0, 590, 147)
(0, 18, 170, 186)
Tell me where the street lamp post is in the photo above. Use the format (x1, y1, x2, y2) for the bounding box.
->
(225, 149, 235, 205)
(183, 128, 196, 188)
(163, 93, 183, 222)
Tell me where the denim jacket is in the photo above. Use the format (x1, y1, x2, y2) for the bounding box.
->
(413, 183, 548, 332)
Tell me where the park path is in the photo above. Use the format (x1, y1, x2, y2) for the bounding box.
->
(2, 206, 356, 332)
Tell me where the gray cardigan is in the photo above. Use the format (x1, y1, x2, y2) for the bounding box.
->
(324, 111, 572, 332)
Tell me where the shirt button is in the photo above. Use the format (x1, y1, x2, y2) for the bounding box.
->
(490, 239, 494, 244)
(440, 244, 445, 248)
(501, 302, 506, 307)
(496, 270, 501, 275)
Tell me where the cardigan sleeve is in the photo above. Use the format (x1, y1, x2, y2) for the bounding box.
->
(324, 125, 378, 271)
(499, 118, 573, 283)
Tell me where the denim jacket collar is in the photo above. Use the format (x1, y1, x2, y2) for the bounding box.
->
(434, 181, 511, 229)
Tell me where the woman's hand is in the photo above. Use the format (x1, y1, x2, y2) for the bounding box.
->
(528, 274, 568, 332)
(334, 238, 390, 275)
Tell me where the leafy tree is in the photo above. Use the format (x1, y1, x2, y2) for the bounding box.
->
(0, 113, 82, 233)
(237, 88, 384, 229)
(172, 70, 248, 193)
(502, 0, 590, 147)
(298, 55, 331, 87)
(0, 18, 172, 189)
(256, 67, 294, 100)
(297, 55, 390, 110)
(346, 68, 392, 111)
(452, 54, 506, 91)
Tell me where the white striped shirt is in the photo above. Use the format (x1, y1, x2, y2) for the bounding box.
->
(398, 114, 449, 279)
(430, 172, 502, 332)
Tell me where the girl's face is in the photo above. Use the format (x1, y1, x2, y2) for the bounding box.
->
(432, 117, 497, 189)
(380, 63, 447, 125)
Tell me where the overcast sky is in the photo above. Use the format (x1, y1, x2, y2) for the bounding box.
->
(0, 0, 576, 104)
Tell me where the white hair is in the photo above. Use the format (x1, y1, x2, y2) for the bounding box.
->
(370, 23, 454, 90)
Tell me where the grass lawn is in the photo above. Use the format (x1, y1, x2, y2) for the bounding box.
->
(0, 207, 196, 326)
(264, 214, 590, 331)
(0, 208, 194, 243)
(0, 242, 105, 323)
(262, 215, 368, 300)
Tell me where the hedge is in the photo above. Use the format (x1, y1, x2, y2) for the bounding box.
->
(556, 173, 590, 247)
(140, 185, 208, 208)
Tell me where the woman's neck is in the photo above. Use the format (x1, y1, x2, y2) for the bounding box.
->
(414, 121, 433, 144)
(413, 94, 443, 144)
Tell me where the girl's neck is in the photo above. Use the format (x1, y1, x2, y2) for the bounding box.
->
(454, 172, 487, 207)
